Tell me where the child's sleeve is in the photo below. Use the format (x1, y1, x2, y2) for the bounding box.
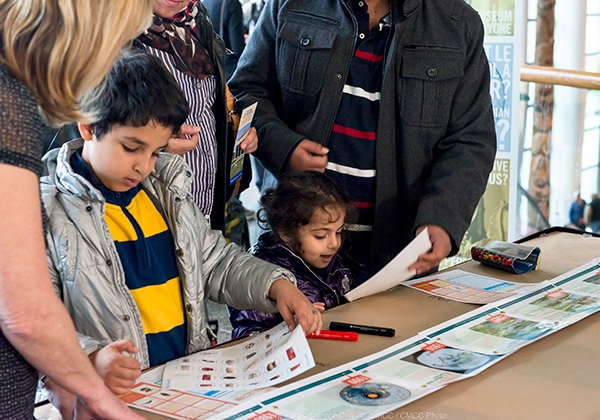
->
(228, 306, 284, 340)
(193, 208, 297, 312)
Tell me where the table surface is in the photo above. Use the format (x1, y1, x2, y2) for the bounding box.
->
(135, 229, 600, 420)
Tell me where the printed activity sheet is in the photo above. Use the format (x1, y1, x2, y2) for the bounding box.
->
(121, 382, 240, 419)
(162, 322, 314, 391)
(404, 269, 540, 304)
(344, 228, 431, 301)
(225, 368, 439, 420)
(361, 340, 506, 389)
(124, 261, 600, 420)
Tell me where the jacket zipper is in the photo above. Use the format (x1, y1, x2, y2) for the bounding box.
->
(281, 246, 341, 306)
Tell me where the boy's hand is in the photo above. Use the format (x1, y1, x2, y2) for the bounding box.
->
(91, 340, 142, 396)
(239, 127, 258, 154)
(268, 279, 322, 335)
(165, 124, 201, 155)
(409, 224, 452, 276)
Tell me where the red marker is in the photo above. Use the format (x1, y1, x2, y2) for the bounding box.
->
(306, 330, 358, 341)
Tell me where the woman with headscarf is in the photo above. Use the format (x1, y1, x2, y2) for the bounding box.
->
(138, 0, 258, 232)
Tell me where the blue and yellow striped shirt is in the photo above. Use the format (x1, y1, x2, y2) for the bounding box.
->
(71, 150, 186, 366)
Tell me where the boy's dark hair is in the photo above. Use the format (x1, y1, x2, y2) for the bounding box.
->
(84, 49, 189, 138)
(258, 171, 357, 253)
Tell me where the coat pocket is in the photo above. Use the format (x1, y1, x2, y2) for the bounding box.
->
(278, 19, 337, 96)
(400, 46, 464, 127)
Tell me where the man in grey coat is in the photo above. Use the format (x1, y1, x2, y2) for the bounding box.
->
(229, 0, 497, 282)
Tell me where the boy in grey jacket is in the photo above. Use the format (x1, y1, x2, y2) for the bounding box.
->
(40, 49, 321, 416)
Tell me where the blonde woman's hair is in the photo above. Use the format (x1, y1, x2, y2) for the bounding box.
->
(0, 0, 153, 126)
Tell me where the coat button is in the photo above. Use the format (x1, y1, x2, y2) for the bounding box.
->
(106, 259, 113, 266)
(300, 37, 310, 46)
(85, 205, 92, 212)
(336, 74, 342, 80)
(185, 304, 193, 312)
(427, 67, 438, 78)
(123, 315, 130, 321)
(176, 249, 184, 257)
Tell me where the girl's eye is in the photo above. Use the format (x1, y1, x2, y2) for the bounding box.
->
(123, 145, 137, 153)
(314, 235, 326, 240)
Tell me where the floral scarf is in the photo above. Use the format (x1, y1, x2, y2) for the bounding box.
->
(139, 0, 215, 80)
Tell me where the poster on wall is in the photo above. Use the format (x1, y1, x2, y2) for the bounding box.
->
(443, 0, 521, 268)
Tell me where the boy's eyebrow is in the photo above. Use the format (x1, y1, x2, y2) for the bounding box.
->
(123, 136, 169, 150)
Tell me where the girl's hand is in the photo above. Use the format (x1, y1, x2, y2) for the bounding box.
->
(312, 302, 325, 313)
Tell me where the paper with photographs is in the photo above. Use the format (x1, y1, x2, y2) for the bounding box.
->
(162, 322, 314, 391)
(403, 269, 539, 304)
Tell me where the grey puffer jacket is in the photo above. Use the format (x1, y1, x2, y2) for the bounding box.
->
(41, 140, 295, 369)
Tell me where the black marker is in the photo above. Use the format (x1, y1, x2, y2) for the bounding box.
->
(329, 321, 395, 337)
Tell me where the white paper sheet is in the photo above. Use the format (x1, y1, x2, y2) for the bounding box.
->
(344, 228, 432, 301)
(162, 322, 314, 391)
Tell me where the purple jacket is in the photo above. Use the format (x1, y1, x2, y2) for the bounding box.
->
(229, 233, 355, 339)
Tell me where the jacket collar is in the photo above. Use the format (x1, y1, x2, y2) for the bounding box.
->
(402, 0, 420, 16)
(42, 139, 193, 202)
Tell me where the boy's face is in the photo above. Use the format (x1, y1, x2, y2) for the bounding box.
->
(282, 206, 345, 269)
(79, 121, 171, 192)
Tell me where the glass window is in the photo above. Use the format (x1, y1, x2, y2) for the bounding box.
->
(585, 16, 600, 54)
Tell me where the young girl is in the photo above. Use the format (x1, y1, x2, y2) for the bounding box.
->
(230, 171, 357, 339)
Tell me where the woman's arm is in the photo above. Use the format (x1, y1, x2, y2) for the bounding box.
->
(0, 164, 141, 420)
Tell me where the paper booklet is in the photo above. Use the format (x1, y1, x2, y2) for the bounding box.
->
(162, 322, 314, 391)
(229, 102, 258, 186)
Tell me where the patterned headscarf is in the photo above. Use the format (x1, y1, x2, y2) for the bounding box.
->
(139, 0, 215, 80)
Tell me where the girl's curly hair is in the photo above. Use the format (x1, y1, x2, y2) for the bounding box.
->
(258, 171, 357, 253)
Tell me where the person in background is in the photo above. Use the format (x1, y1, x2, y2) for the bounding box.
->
(242, 0, 266, 40)
(569, 192, 586, 230)
(203, 0, 246, 80)
(230, 171, 357, 339)
(586, 193, 600, 233)
(41, 50, 321, 416)
(229, 0, 497, 283)
(137, 0, 257, 233)
(0, 1, 152, 418)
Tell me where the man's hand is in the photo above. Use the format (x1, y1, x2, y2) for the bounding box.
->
(287, 139, 329, 173)
(91, 340, 141, 396)
(73, 387, 144, 420)
(239, 127, 258, 154)
(165, 124, 201, 155)
(45, 379, 76, 420)
(268, 279, 322, 335)
(47, 372, 144, 420)
(409, 225, 452, 275)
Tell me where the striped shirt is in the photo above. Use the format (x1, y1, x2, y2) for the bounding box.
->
(71, 150, 187, 367)
(146, 46, 218, 221)
(325, 1, 390, 230)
